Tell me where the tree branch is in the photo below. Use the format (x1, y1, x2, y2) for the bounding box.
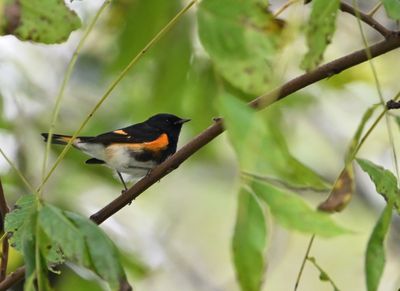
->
(339, 1, 391, 38)
(0, 178, 9, 282)
(0, 266, 23, 290)
(3, 21, 400, 291)
(91, 34, 400, 224)
(305, 1, 391, 38)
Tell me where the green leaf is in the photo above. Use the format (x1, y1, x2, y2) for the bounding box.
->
(301, 0, 340, 70)
(220, 93, 329, 190)
(5, 196, 53, 290)
(198, 0, 285, 95)
(5, 194, 37, 251)
(39, 205, 128, 290)
(365, 202, 393, 291)
(66, 212, 127, 291)
(0, 0, 81, 44)
(357, 159, 400, 214)
(39, 205, 89, 265)
(232, 187, 267, 291)
(22, 224, 36, 279)
(35, 227, 54, 291)
(40, 228, 65, 271)
(383, 0, 400, 20)
(251, 180, 348, 237)
(24, 273, 36, 291)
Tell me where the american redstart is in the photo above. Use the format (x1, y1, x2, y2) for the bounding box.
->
(42, 113, 190, 190)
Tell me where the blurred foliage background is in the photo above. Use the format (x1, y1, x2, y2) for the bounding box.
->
(1, 0, 400, 290)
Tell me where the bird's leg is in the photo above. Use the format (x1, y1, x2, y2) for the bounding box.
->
(117, 171, 128, 194)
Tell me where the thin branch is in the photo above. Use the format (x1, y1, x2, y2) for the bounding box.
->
(307, 256, 341, 290)
(273, 0, 302, 17)
(0, 178, 9, 282)
(294, 235, 315, 291)
(339, 1, 391, 38)
(3, 20, 400, 291)
(41, 0, 112, 190)
(368, 1, 383, 17)
(0, 178, 9, 230)
(305, 0, 391, 37)
(0, 148, 37, 195)
(0, 266, 24, 290)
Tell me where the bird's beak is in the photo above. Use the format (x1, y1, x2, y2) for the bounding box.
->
(175, 118, 191, 125)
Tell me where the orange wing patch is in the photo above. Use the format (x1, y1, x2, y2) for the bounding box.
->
(60, 136, 72, 143)
(142, 133, 169, 151)
(108, 133, 169, 152)
(113, 129, 128, 135)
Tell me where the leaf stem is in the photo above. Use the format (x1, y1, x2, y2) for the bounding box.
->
(241, 171, 330, 193)
(37, 0, 198, 192)
(294, 234, 315, 291)
(368, 1, 383, 17)
(0, 148, 37, 195)
(41, 0, 113, 194)
(274, 0, 301, 17)
(307, 256, 341, 290)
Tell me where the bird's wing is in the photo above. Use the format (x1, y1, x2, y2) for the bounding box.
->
(82, 123, 169, 150)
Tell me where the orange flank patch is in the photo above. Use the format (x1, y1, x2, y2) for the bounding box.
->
(113, 129, 128, 135)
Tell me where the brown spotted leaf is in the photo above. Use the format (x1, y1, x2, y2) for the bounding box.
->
(318, 166, 354, 212)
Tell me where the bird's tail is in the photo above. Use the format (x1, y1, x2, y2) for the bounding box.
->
(41, 133, 73, 145)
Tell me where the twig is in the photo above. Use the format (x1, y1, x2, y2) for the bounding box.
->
(0, 148, 37, 195)
(0, 266, 24, 290)
(3, 15, 400, 291)
(305, 0, 391, 38)
(0, 178, 9, 282)
(339, 1, 391, 38)
(41, 0, 112, 190)
(368, 1, 383, 17)
(0, 178, 9, 231)
(294, 235, 315, 291)
(273, 0, 301, 17)
(307, 256, 341, 290)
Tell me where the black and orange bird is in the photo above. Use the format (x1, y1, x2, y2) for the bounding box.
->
(41, 113, 190, 190)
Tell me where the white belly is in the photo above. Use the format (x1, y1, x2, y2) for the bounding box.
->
(105, 144, 156, 177)
(74, 141, 156, 178)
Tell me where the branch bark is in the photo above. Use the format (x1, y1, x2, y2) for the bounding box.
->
(304, 1, 391, 37)
(339, 1, 391, 38)
(0, 266, 24, 290)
